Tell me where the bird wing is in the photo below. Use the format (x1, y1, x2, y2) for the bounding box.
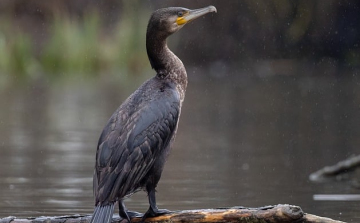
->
(94, 86, 180, 205)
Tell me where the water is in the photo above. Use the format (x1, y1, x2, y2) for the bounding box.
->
(0, 71, 359, 222)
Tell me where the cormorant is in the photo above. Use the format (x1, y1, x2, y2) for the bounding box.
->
(90, 6, 217, 223)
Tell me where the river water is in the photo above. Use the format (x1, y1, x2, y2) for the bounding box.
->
(0, 69, 359, 222)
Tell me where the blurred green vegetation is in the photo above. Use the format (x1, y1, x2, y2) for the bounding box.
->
(0, 2, 150, 84)
(0, 17, 39, 82)
(0, 0, 359, 86)
(40, 12, 102, 75)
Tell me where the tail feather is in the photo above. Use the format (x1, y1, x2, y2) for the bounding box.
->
(90, 203, 115, 223)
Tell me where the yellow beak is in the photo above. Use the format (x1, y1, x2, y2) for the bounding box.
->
(176, 6, 217, 26)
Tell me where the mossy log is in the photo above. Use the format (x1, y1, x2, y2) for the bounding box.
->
(0, 204, 345, 223)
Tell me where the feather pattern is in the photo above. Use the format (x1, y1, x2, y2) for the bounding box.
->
(93, 78, 180, 205)
(89, 204, 115, 223)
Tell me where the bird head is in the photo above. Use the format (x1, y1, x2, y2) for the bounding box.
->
(148, 6, 217, 38)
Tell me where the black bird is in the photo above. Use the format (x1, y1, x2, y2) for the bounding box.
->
(90, 6, 216, 223)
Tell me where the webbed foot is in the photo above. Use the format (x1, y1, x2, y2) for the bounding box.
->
(127, 210, 143, 218)
(141, 208, 173, 222)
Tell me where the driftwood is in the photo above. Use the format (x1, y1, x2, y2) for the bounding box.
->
(309, 155, 360, 182)
(0, 204, 345, 223)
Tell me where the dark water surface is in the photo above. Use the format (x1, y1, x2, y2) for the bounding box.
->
(0, 72, 359, 222)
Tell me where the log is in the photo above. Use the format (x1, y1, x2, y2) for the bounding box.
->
(309, 155, 360, 181)
(0, 204, 345, 223)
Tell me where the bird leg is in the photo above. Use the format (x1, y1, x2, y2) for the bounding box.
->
(119, 200, 143, 222)
(142, 189, 172, 221)
(118, 200, 131, 222)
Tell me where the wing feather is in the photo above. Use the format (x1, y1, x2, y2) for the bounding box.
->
(94, 85, 180, 204)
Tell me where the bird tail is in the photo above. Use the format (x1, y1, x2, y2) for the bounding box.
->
(90, 203, 115, 223)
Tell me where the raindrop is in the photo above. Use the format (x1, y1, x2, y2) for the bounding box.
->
(242, 163, 249, 170)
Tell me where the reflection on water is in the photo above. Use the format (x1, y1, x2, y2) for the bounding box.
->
(0, 71, 359, 222)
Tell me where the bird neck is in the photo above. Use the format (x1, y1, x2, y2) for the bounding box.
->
(146, 34, 187, 89)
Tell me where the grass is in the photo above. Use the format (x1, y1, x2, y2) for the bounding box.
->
(0, 7, 151, 85)
(0, 18, 40, 83)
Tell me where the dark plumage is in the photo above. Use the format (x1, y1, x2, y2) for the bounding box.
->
(90, 6, 216, 223)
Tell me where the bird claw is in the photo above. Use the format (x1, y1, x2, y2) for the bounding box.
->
(152, 208, 173, 216)
(141, 208, 173, 222)
(127, 210, 143, 218)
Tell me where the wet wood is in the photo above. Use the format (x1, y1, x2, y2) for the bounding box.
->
(0, 204, 345, 223)
(309, 155, 360, 181)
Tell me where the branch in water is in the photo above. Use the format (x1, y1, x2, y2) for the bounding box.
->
(310, 154, 360, 181)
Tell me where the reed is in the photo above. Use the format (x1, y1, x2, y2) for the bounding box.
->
(0, 7, 150, 85)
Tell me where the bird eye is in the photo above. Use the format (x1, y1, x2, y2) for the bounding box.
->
(177, 11, 184, 17)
